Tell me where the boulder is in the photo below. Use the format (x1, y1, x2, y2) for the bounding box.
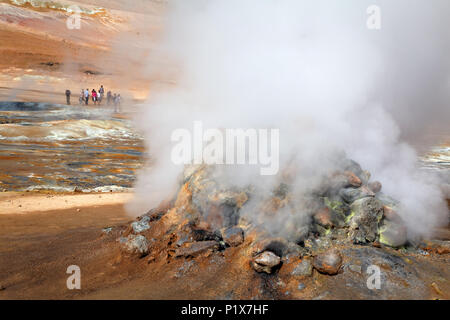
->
(222, 226, 244, 247)
(379, 220, 407, 248)
(339, 186, 375, 203)
(348, 197, 384, 244)
(251, 251, 281, 274)
(313, 249, 342, 275)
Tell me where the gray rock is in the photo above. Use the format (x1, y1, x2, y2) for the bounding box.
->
(348, 264, 362, 274)
(175, 240, 219, 257)
(379, 220, 407, 247)
(222, 226, 244, 247)
(339, 186, 375, 203)
(102, 227, 113, 234)
(313, 249, 343, 275)
(348, 197, 384, 244)
(123, 235, 149, 257)
(291, 259, 313, 277)
(131, 216, 151, 233)
(368, 181, 382, 193)
(252, 251, 281, 274)
(297, 283, 306, 290)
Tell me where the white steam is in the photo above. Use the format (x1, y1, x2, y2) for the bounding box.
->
(128, 0, 449, 238)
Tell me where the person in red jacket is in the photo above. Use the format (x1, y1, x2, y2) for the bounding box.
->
(91, 89, 97, 105)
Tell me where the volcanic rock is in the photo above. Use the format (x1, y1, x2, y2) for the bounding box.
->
(348, 197, 384, 244)
(420, 240, 450, 255)
(379, 220, 407, 248)
(291, 259, 313, 277)
(121, 235, 149, 257)
(382, 206, 403, 223)
(313, 249, 343, 275)
(341, 159, 364, 178)
(222, 226, 244, 247)
(340, 186, 375, 203)
(343, 171, 362, 188)
(251, 251, 281, 274)
(368, 181, 382, 193)
(175, 241, 219, 258)
(131, 216, 150, 233)
(313, 207, 334, 228)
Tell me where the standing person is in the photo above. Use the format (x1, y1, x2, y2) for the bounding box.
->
(84, 89, 89, 105)
(98, 85, 104, 104)
(65, 89, 71, 105)
(116, 94, 121, 113)
(106, 91, 112, 106)
(92, 89, 97, 105)
(79, 90, 84, 105)
(112, 93, 117, 112)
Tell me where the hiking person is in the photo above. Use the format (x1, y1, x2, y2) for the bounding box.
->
(98, 85, 105, 104)
(79, 90, 84, 105)
(107, 91, 112, 106)
(84, 89, 89, 105)
(117, 94, 121, 111)
(113, 93, 117, 112)
(65, 89, 71, 105)
(92, 89, 97, 105)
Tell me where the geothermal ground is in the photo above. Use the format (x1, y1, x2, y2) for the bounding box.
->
(0, 0, 449, 300)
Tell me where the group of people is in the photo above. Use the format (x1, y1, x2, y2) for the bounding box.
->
(65, 85, 121, 112)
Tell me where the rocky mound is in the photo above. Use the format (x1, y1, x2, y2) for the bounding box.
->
(106, 159, 449, 299)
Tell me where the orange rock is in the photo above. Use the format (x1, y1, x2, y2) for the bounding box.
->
(313, 249, 342, 275)
(314, 207, 333, 228)
(344, 171, 362, 187)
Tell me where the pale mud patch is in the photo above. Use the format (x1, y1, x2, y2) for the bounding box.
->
(0, 191, 134, 214)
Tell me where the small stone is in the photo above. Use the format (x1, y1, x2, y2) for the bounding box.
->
(102, 227, 113, 234)
(131, 217, 150, 233)
(348, 264, 362, 274)
(291, 259, 313, 277)
(222, 226, 244, 247)
(313, 249, 342, 275)
(76, 208, 81, 212)
(175, 241, 219, 258)
(122, 235, 149, 257)
(297, 283, 306, 291)
(431, 282, 443, 296)
(251, 251, 281, 274)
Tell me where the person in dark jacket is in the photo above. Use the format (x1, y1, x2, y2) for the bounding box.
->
(65, 89, 71, 105)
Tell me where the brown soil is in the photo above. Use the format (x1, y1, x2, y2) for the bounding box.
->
(0, 192, 448, 300)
